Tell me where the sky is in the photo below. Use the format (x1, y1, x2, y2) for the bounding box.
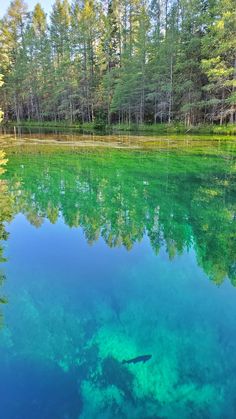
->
(1, 0, 53, 17)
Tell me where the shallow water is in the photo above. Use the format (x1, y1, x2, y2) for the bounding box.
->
(0, 137, 236, 418)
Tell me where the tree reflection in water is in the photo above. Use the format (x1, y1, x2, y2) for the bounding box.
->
(0, 151, 13, 327)
(0, 145, 236, 418)
(3, 146, 236, 287)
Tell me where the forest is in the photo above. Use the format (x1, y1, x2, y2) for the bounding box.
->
(0, 0, 235, 126)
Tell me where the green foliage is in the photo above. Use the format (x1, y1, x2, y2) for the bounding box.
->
(201, 0, 236, 124)
(0, 74, 4, 122)
(0, 0, 235, 125)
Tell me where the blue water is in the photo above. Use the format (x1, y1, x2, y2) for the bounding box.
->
(0, 145, 236, 418)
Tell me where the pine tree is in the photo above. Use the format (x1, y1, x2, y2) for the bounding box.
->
(0, 0, 234, 126)
(201, 0, 236, 124)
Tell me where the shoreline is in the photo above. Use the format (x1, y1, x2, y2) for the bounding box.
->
(2, 121, 236, 136)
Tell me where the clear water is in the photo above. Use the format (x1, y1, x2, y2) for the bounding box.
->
(0, 141, 236, 418)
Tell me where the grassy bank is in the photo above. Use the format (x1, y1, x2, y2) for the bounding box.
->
(112, 122, 236, 135)
(4, 120, 236, 135)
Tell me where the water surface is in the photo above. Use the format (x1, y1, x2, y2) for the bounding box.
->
(0, 135, 236, 418)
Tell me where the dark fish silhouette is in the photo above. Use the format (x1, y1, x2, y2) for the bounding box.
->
(122, 355, 152, 365)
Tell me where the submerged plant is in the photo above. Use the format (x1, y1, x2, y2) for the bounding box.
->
(0, 151, 7, 176)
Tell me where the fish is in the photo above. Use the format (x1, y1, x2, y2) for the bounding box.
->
(122, 355, 152, 365)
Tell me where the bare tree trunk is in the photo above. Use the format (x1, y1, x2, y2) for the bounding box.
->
(168, 55, 173, 124)
(220, 89, 225, 125)
(230, 57, 236, 123)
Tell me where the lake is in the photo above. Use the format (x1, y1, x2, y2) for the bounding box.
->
(0, 131, 236, 418)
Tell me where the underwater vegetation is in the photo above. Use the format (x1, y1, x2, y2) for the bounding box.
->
(1, 252, 235, 418)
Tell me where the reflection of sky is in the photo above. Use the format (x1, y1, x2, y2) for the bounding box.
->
(4, 213, 152, 290)
(1, 0, 53, 17)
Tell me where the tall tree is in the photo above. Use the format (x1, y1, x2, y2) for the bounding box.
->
(0, 0, 28, 121)
(0, 0, 235, 126)
(201, 0, 236, 124)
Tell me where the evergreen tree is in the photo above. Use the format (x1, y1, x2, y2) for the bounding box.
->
(0, 0, 235, 125)
(201, 0, 236, 124)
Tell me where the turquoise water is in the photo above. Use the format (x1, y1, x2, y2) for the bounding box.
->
(0, 144, 236, 418)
